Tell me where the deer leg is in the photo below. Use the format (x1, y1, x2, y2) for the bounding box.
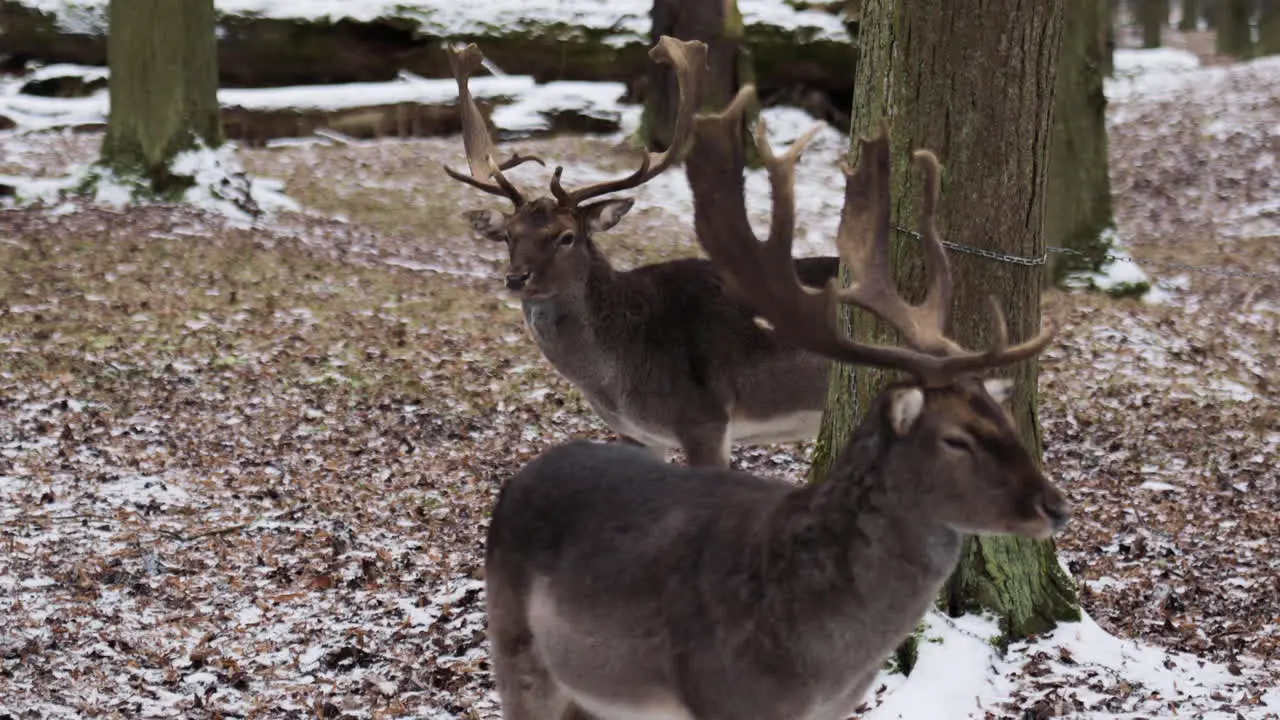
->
(491, 628, 571, 720)
(488, 569, 571, 720)
(679, 425, 731, 469)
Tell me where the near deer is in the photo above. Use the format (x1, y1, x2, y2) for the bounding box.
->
(483, 50, 1071, 720)
(442, 38, 837, 468)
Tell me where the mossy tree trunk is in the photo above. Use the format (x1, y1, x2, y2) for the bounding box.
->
(808, 0, 1081, 642)
(1180, 0, 1201, 30)
(1048, 0, 1114, 285)
(1216, 0, 1256, 56)
(1260, 0, 1280, 53)
(100, 0, 221, 195)
(1139, 0, 1169, 46)
(645, 0, 749, 166)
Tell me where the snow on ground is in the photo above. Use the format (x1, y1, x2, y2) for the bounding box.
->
(12, 0, 851, 43)
(1, 66, 545, 132)
(863, 611, 1277, 719)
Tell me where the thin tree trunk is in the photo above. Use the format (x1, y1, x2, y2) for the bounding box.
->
(1139, 0, 1169, 46)
(1260, 0, 1280, 53)
(1105, 0, 1118, 75)
(645, 0, 748, 163)
(1203, 0, 1219, 27)
(1048, 0, 1114, 285)
(809, 0, 1080, 642)
(101, 0, 221, 195)
(1180, 0, 1201, 30)
(1216, 0, 1256, 56)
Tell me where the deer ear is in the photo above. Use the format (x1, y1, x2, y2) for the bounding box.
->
(983, 378, 1014, 405)
(887, 387, 925, 436)
(463, 209, 508, 242)
(581, 198, 635, 233)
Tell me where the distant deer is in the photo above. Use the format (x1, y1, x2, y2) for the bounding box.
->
(442, 38, 838, 468)
(483, 60, 1071, 720)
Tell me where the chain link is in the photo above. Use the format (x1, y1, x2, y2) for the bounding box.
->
(892, 226, 1280, 280)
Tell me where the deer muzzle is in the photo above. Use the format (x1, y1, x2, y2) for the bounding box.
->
(505, 271, 532, 291)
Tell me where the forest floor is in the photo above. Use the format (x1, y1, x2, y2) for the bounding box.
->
(1, 50, 1277, 719)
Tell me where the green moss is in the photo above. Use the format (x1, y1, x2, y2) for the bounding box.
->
(886, 623, 923, 675)
(1101, 280, 1152, 300)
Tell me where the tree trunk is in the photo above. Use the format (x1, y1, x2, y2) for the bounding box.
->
(1047, 0, 1114, 285)
(100, 0, 221, 195)
(645, 0, 748, 163)
(1260, 0, 1280, 53)
(1104, 0, 1118, 75)
(808, 0, 1080, 641)
(1203, 0, 1219, 27)
(1139, 0, 1169, 46)
(1216, 0, 1256, 56)
(1180, 0, 1201, 30)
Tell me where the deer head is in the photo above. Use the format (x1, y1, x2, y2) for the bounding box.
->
(444, 38, 708, 297)
(687, 88, 1068, 539)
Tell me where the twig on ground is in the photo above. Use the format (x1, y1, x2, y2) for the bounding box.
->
(155, 503, 312, 543)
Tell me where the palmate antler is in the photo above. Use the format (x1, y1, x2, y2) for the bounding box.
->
(686, 87, 1055, 388)
(441, 44, 547, 207)
(442, 37, 709, 210)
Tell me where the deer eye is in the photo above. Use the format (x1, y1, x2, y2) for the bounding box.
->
(557, 231, 576, 247)
(942, 435, 973, 453)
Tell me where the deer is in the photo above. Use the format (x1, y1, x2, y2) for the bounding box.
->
(442, 37, 840, 468)
(481, 81, 1071, 720)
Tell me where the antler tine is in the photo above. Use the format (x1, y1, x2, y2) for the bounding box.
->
(834, 128, 955, 355)
(835, 129, 1061, 383)
(910, 149, 959, 352)
(439, 43, 526, 207)
(687, 89, 949, 373)
(691, 108, 1057, 387)
(555, 36, 709, 207)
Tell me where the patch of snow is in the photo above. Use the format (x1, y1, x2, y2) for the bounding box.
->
(1062, 229, 1164, 304)
(0, 69, 536, 133)
(1107, 50, 1280, 106)
(2, 138, 299, 224)
(171, 141, 300, 222)
(491, 81, 627, 136)
(0, 173, 79, 205)
(222, 74, 534, 112)
(1112, 47, 1201, 79)
(862, 611, 1278, 719)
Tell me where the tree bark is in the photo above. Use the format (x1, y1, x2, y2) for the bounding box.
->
(808, 0, 1080, 641)
(100, 0, 221, 194)
(1139, 0, 1169, 46)
(645, 0, 748, 163)
(1047, 0, 1114, 285)
(1180, 0, 1201, 30)
(1215, 0, 1256, 57)
(1260, 0, 1280, 54)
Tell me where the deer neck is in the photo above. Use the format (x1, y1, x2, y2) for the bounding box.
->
(758, 423, 960, 648)
(520, 242, 619, 360)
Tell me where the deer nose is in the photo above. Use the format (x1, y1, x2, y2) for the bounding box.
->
(505, 272, 531, 291)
